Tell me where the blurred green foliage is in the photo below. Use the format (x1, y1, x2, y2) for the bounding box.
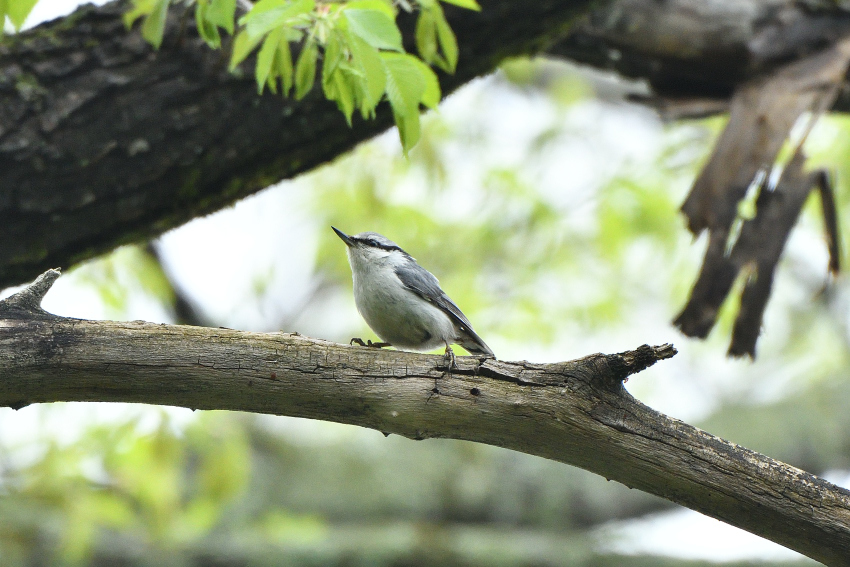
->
(0, 412, 250, 565)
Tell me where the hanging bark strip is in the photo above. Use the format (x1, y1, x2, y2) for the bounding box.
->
(674, 37, 850, 356)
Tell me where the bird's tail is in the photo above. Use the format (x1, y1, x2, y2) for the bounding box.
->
(458, 327, 495, 359)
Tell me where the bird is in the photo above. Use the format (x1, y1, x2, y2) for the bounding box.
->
(332, 227, 495, 364)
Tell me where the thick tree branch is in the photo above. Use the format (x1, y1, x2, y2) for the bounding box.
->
(2, 272, 850, 566)
(8, 1, 850, 290)
(0, 0, 591, 289)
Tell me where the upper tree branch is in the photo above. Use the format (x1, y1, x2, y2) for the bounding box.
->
(7, 0, 850, 290)
(2, 271, 849, 566)
(0, 0, 592, 289)
(554, 0, 850, 115)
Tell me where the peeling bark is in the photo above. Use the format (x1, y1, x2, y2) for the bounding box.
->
(2, 271, 850, 566)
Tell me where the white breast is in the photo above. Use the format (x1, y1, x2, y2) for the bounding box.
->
(348, 248, 455, 351)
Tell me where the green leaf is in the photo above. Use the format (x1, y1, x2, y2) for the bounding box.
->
(410, 57, 441, 109)
(196, 0, 222, 48)
(381, 53, 426, 153)
(206, 0, 236, 34)
(344, 8, 403, 52)
(7, 0, 39, 29)
(322, 31, 343, 88)
(331, 70, 356, 125)
(256, 27, 283, 93)
(344, 0, 395, 18)
(433, 3, 458, 72)
(241, 0, 314, 41)
(276, 34, 294, 96)
(141, 0, 170, 49)
(415, 10, 438, 64)
(229, 29, 264, 70)
(294, 40, 318, 99)
(392, 108, 421, 155)
(440, 0, 480, 10)
(123, 0, 157, 29)
(240, 0, 287, 18)
(381, 52, 426, 112)
(348, 34, 385, 113)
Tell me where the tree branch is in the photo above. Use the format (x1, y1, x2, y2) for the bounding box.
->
(0, 0, 592, 289)
(553, 0, 850, 115)
(2, 271, 850, 566)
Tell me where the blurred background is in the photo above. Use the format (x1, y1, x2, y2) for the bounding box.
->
(3, 16, 850, 565)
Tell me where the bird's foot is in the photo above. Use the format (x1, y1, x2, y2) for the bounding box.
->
(350, 338, 392, 348)
(442, 344, 457, 370)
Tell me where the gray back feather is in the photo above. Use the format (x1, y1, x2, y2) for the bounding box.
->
(394, 262, 474, 330)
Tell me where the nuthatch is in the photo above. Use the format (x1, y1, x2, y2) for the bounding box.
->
(333, 227, 495, 363)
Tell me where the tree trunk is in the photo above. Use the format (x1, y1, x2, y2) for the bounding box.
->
(2, 271, 850, 566)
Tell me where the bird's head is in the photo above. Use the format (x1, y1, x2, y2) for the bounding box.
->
(332, 227, 411, 267)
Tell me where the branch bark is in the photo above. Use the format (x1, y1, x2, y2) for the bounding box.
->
(0, 0, 591, 289)
(7, 0, 850, 290)
(554, 0, 850, 114)
(2, 272, 850, 566)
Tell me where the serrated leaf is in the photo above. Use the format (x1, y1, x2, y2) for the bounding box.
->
(276, 34, 294, 96)
(141, 0, 170, 49)
(440, 0, 480, 10)
(348, 34, 385, 112)
(415, 10, 438, 64)
(322, 31, 343, 88)
(206, 0, 236, 34)
(294, 40, 318, 99)
(344, 8, 402, 52)
(7, 0, 39, 29)
(229, 29, 264, 70)
(409, 57, 441, 109)
(382, 53, 426, 153)
(241, 0, 314, 41)
(332, 70, 355, 125)
(392, 108, 420, 155)
(256, 27, 283, 93)
(196, 0, 222, 48)
(381, 52, 424, 113)
(433, 3, 458, 72)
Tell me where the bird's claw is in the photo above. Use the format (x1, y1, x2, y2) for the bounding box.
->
(350, 338, 391, 348)
(442, 344, 457, 370)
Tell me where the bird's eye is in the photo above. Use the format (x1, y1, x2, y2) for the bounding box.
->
(367, 239, 378, 247)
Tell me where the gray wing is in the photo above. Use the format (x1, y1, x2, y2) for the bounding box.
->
(394, 263, 473, 328)
(394, 263, 495, 357)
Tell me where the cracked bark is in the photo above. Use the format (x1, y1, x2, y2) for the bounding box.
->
(2, 271, 850, 566)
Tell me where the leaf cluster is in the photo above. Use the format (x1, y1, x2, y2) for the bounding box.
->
(121, 0, 480, 153)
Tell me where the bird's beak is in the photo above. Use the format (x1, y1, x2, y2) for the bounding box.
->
(332, 226, 356, 247)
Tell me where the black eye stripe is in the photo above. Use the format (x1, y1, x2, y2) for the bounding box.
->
(356, 238, 403, 253)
